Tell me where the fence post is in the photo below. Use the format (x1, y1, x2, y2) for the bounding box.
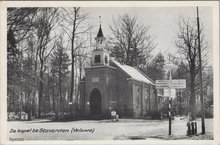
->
(194, 122, 197, 134)
(187, 122, 191, 136)
(191, 122, 195, 135)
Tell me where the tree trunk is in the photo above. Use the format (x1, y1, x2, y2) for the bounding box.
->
(9, 92, 12, 112)
(70, 54, 74, 111)
(52, 74, 57, 119)
(70, 11, 77, 115)
(59, 56, 63, 113)
(79, 57, 82, 80)
(179, 91, 182, 115)
(52, 75, 56, 113)
(38, 63, 44, 118)
(20, 91, 23, 120)
(189, 63, 196, 120)
(27, 90, 32, 121)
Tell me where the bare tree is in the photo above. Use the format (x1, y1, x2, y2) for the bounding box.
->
(59, 7, 91, 114)
(7, 8, 38, 58)
(175, 17, 208, 120)
(75, 43, 91, 105)
(143, 53, 165, 81)
(7, 8, 39, 119)
(110, 14, 156, 68)
(33, 8, 59, 117)
(50, 37, 70, 113)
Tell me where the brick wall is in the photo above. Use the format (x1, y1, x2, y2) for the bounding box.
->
(80, 64, 158, 118)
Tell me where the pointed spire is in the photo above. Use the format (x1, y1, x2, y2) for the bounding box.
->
(97, 25, 104, 37)
(97, 16, 104, 37)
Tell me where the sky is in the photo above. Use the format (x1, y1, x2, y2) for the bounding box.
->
(82, 7, 213, 63)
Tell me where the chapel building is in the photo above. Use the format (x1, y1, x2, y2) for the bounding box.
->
(80, 25, 159, 118)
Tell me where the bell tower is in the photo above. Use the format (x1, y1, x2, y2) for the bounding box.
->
(83, 17, 118, 117)
(91, 18, 109, 66)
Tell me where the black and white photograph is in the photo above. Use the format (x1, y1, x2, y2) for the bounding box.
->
(0, 1, 219, 143)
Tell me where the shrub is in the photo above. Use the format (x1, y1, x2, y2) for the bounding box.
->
(196, 109, 213, 118)
(146, 110, 161, 119)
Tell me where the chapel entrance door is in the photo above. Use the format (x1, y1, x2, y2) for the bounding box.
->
(90, 88, 102, 116)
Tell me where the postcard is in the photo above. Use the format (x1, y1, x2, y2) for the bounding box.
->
(0, 1, 219, 145)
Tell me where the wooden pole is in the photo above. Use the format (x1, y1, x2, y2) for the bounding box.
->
(168, 70, 172, 135)
(196, 6, 205, 134)
(169, 98, 172, 135)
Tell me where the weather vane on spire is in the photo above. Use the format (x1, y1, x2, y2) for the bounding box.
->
(99, 16, 102, 26)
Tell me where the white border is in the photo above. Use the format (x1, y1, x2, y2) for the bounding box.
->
(0, 1, 219, 145)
